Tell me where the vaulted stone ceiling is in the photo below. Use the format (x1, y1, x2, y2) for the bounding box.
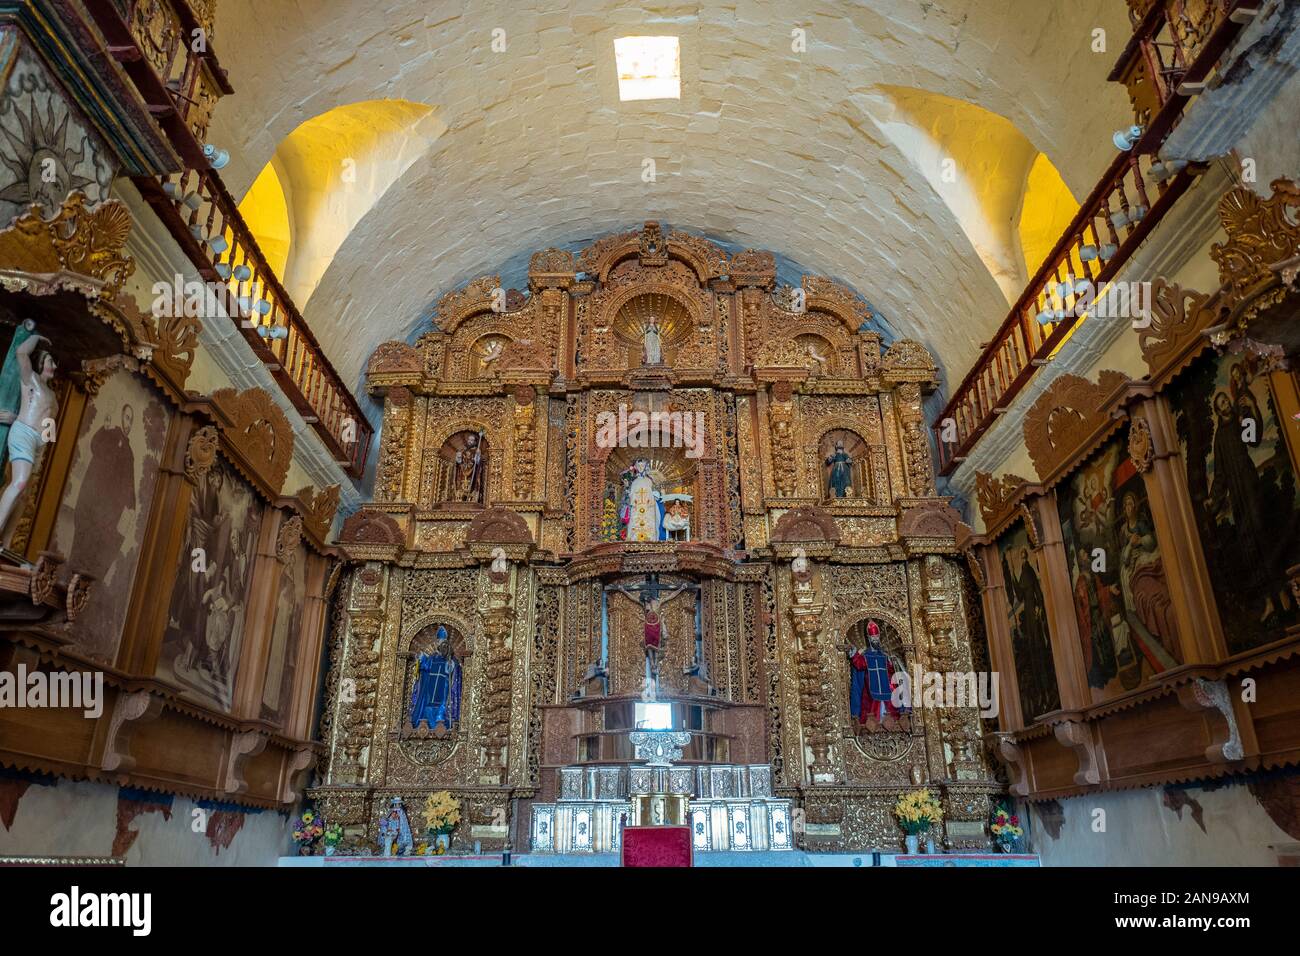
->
(209, 0, 1135, 398)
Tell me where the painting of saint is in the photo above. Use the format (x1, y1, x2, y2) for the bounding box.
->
(156, 458, 264, 711)
(998, 523, 1061, 722)
(49, 370, 171, 664)
(1171, 352, 1300, 651)
(1056, 430, 1181, 701)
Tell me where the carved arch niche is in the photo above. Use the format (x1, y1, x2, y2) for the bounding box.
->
(429, 429, 491, 508)
(398, 620, 472, 740)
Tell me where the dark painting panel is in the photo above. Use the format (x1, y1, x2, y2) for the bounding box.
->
(260, 537, 308, 724)
(998, 522, 1062, 723)
(1171, 351, 1300, 652)
(1056, 428, 1182, 703)
(155, 458, 264, 711)
(50, 369, 171, 663)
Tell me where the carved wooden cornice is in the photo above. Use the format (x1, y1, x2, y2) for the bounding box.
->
(1021, 369, 1129, 483)
(974, 471, 1030, 530)
(1139, 278, 1227, 383)
(293, 484, 341, 549)
(209, 386, 294, 498)
(879, 338, 939, 388)
(338, 509, 406, 563)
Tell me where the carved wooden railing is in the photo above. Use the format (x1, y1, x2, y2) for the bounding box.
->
(934, 0, 1262, 476)
(82, 0, 372, 476)
(86, 0, 232, 165)
(137, 167, 373, 476)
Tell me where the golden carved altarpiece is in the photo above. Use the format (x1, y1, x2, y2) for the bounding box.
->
(314, 223, 1000, 851)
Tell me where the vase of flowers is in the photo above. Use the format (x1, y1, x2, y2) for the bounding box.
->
(990, 805, 1023, 852)
(323, 823, 343, 856)
(894, 788, 943, 854)
(292, 809, 325, 855)
(423, 791, 462, 854)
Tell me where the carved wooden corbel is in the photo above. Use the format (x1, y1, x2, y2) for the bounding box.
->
(101, 690, 164, 774)
(224, 730, 270, 795)
(1176, 678, 1245, 763)
(280, 748, 317, 804)
(1052, 720, 1101, 786)
(992, 733, 1029, 797)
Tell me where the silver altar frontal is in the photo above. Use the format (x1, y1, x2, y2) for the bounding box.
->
(529, 762, 794, 853)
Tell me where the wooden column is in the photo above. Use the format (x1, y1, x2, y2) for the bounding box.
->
(1030, 494, 1091, 711)
(978, 543, 1024, 732)
(118, 415, 198, 676)
(286, 553, 333, 740)
(1133, 396, 1226, 663)
(230, 508, 285, 720)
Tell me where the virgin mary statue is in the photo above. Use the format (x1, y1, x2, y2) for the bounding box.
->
(620, 458, 665, 542)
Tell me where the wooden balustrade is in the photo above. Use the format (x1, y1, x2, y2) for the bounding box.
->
(84, 0, 372, 478)
(934, 0, 1261, 476)
(137, 167, 372, 477)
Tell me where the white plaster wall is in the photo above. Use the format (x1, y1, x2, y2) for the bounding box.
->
(1029, 780, 1294, 867)
(0, 779, 294, 866)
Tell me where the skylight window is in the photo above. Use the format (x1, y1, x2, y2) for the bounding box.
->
(615, 36, 681, 101)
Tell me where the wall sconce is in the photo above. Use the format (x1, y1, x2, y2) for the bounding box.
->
(1112, 125, 1143, 151)
(203, 143, 231, 169)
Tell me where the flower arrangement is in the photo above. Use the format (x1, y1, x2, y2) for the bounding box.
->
(990, 805, 1023, 849)
(423, 791, 462, 835)
(292, 809, 325, 852)
(323, 823, 343, 849)
(893, 788, 943, 835)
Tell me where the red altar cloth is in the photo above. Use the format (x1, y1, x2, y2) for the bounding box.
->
(621, 826, 693, 867)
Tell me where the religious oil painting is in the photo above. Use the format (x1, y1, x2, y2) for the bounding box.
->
(48, 369, 171, 664)
(1056, 428, 1182, 702)
(155, 459, 265, 711)
(1171, 351, 1300, 652)
(998, 522, 1061, 723)
(261, 536, 309, 724)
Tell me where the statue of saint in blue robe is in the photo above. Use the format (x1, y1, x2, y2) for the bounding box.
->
(410, 627, 462, 729)
(825, 444, 853, 498)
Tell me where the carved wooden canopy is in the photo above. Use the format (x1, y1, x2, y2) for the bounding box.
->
(1021, 370, 1129, 482)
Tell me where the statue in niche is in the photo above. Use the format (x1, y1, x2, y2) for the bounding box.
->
(825, 440, 854, 499)
(619, 457, 665, 542)
(0, 323, 58, 544)
(443, 430, 486, 504)
(847, 620, 909, 730)
(378, 796, 414, 856)
(409, 625, 462, 731)
(642, 315, 663, 366)
(662, 493, 692, 541)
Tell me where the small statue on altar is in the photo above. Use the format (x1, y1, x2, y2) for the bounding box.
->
(825, 440, 854, 499)
(662, 493, 692, 541)
(791, 547, 810, 578)
(409, 626, 462, 730)
(378, 796, 414, 856)
(642, 315, 663, 365)
(610, 577, 689, 698)
(0, 323, 57, 544)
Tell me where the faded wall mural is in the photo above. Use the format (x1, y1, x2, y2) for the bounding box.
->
(49, 369, 171, 663)
(155, 458, 264, 711)
(1171, 352, 1300, 652)
(1056, 427, 1182, 702)
(998, 522, 1062, 722)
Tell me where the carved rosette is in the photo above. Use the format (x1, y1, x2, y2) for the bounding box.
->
(1127, 418, 1154, 473)
(277, 515, 303, 564)
(184, 426, 220, 484)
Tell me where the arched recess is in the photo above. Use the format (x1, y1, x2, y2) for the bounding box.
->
(862, 86, 1078, 303)
(237, 99, 445, 306)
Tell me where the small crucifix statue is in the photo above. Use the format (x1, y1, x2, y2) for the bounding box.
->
(607, 574, 689, 700)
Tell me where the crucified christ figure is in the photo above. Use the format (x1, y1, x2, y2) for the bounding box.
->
(608, 575, 689, 700)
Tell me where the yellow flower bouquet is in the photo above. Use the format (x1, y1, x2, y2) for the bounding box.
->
(423, 790, 462, 835)
(893, 788, 943, 835)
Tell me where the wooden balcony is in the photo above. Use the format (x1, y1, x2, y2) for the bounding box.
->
(82, 0, 372, 477)
(934, 0, 1263, 477)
